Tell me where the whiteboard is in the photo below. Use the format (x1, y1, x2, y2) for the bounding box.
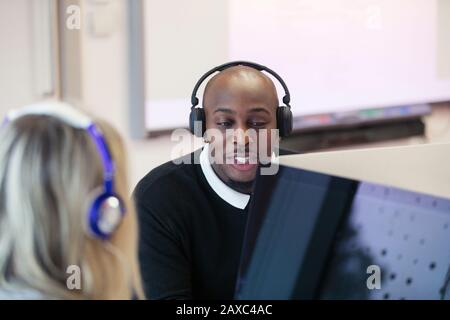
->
(143, 0, 450, 131)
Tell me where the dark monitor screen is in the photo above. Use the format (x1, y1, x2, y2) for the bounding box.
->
(235, 165, 450, 300)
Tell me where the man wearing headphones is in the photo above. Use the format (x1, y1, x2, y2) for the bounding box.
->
(134, 62, 295, 299)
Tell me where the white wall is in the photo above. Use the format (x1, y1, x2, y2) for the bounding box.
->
(79, 0, 201, 190)
(0, 0, 35, 114)
(0, 0, 192, 190)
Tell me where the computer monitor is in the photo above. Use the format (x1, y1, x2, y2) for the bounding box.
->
(235, 165, 450, 300)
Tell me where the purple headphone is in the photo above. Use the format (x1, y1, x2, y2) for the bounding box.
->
(4, 101, 125, 240)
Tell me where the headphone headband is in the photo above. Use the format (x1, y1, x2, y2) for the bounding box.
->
(4, 101, 124, 239)
(5, 101, 115, 190)
(190, 61, 291, 108)
(6, 101, 92, 128)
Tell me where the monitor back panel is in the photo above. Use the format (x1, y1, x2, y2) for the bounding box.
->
(236, 165, 450, 300)
(319, 182, 450, 300)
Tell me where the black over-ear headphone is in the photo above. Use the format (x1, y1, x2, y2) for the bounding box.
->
(189, 61, 293, 138)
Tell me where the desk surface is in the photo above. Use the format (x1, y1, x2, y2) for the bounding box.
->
(280, 142, 450, 199)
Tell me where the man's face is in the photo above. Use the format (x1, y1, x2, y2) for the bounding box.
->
(203, 67, 278, 189)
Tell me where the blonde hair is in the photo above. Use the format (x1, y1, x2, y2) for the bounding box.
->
(0, 112, 143, 299)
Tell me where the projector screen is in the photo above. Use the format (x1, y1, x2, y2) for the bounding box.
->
(143, 0, 450, 131)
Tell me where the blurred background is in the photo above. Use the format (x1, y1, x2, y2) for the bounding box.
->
(1, 0, 450, 189)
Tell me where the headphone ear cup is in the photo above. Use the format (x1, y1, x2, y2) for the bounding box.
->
(189, 108, 206, 137)
(88, 193, 125, 239)
(277, 106, 293, 138)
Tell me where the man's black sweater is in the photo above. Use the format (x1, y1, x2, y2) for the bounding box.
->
(134, 148, 293, 300)
(134, 150, 247, 299)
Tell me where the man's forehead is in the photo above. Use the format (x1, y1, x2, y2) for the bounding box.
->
(203, 66, 278, 108)
(205, 66, 274, 91)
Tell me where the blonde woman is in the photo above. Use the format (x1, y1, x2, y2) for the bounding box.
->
(0, 101, 143, 299)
